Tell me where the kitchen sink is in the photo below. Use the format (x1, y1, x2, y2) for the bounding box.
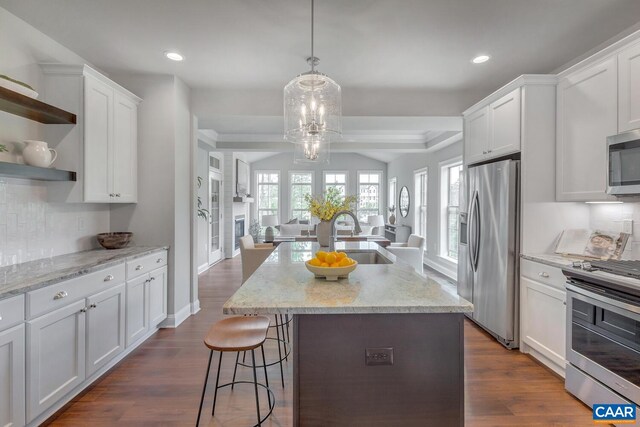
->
(343, 251, 392, 265)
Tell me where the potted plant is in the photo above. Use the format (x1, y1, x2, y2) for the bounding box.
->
(196, 177, 209, 221)
(305, 187, 358, 246)
(248, 219, 261, 243)
(388, 205, 396, 225)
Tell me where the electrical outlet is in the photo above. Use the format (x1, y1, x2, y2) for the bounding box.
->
(623, 220, 633, 234)
(365, 347, 394, 366)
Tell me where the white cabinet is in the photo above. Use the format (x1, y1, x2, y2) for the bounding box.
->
(488, 88, 521, 157)
(86, 283, 125, 377)
(126, 264, 168, 346)
(520, 259, 566, 377)
(556, 57, 618, 201)
(42, 64, 141, 204)
(619, 41, 640, 132)
(0, 324, 25, 427)
(27, 300, 86, 422)
(464, 87, 521, 165)
(464, 107, 489, 165)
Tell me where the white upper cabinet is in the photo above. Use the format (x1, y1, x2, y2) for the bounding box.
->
(619, 41, 640, 133)
(464, 86, 522, 165)
(42, 64, 141, 204)
(464, 107, 489, 165)
(556, 57, 618, 202)
(489, 88, 521, 157)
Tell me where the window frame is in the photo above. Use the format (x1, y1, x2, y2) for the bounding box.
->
(322, 170, 349, 197)
(288, 170, 315, 221)
(388, 177, 397, 213)
(255, 170, 281, 225)
(356, 170, 383, 222)
(413, 167, 428, 248)
(439, 157, 463, 263)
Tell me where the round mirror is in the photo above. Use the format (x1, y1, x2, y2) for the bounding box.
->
(399, 186, 410, 218)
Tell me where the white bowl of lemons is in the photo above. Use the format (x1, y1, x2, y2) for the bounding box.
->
(305, 250, 358, 281)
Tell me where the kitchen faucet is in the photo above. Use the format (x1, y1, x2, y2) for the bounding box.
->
(329, 210, 362, 252)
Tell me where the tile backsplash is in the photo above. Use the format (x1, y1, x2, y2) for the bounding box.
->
(0, 178, 109, 267)
(589, 202, 640, 260)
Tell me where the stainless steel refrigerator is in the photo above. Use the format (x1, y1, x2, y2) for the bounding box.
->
(457, 159, 519, 349)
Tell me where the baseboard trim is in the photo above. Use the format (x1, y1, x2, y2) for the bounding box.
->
(191, 299, 201, 315)
(424, 258, 457, 281)
(160, 303, 191, 328)
(197, 263, 209, 274)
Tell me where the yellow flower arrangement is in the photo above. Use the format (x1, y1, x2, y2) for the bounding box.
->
(304, 187, 358, 221)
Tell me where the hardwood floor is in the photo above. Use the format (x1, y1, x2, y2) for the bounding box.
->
(47, 257, 594, 426)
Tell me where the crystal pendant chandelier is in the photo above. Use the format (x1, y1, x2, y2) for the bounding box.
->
(284, 0, 341, 163)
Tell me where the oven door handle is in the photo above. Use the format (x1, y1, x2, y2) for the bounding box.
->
(566, 282, 640, 315)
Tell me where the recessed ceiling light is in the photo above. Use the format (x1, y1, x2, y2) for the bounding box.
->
(165, 51, 184, 61)
(472, 55, 490, 64)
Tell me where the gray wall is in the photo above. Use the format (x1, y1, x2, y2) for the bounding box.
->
(387, 141, 463, 278)
(249, 153, 387, 224)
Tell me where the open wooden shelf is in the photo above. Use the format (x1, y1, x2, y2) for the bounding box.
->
(0, 162, 76, 181)
(0, 86, 76, 124)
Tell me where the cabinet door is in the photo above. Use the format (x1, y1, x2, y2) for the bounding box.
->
(0, 324, 25, 427)
(619, 42, 640, 132)
(464, 107, 489, 165)
(521, 277, 566, 371)
(84, 74, 114, 203)
(112, 92, 138, 203)
(86, 283, 125, 377)
(126, 275, 149, 347)
(27, 300, 86, 422)
(556, 57, 618, 201)
(149, 266, 168, 328)
(489, 87, 521, 158)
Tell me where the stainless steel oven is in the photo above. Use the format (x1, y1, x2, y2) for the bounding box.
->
(566, 278, 640, 405)
(608, 129, 640, 195)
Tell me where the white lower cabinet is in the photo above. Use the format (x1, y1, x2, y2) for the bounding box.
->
(86, 283, 126, 377)
(149, 266, 168, 328)
(520, 259, 567, 376)
(27, 300, 86, 422)
(0, 324, 26, 427)
(126, 275, 149, 347)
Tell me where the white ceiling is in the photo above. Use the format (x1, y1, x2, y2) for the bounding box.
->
(4, 0, 640, 158)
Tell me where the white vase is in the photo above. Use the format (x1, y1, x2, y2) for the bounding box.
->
(316, 220, 332, 247)
(23, 140, 57, 168)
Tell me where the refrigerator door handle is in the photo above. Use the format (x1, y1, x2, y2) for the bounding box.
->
(469, 190, 480, 271)
(473, 190, 481, 271)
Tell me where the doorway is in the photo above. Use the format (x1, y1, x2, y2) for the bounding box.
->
(209, 156, 223, 265)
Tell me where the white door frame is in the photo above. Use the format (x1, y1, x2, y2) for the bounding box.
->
(209, 165, 224, 266)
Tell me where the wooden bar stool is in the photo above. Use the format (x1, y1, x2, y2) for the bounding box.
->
(196, 316, 275, 427)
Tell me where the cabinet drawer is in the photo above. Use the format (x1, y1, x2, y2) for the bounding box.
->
(126, 250, 167, 280)
(27, 263, 126, 319)
(521, 259, 566, 290)
(0, 295, 25, 331)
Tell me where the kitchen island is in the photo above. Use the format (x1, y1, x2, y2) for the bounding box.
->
(224, 242, 473, 426)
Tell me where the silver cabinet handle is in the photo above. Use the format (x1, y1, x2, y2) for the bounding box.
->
(90, 303, 97, 309)
(539, 272, 550, 278)
(116, 193, 121, 197)
(109, 193, 115, 197)
(104, 274, 114, 282)
(156, 258, 163, 263)
(482, 151, 487, 154)
(54, 291, 68, 300)
(80, 307, 87, 313)
(135, 265, 144, 271)
(150, 276, 156, 281)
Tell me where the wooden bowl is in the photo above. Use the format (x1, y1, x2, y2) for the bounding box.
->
(305, 260, 358, 281)
(97, 232, 133, 249)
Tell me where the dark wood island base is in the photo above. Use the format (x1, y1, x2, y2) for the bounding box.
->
(293, 313, 465, 426)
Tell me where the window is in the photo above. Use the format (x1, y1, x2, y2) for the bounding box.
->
(440, 161, 463, 261)
(323, 171, 348, 197)
(256, 171, 280, 224)
(289, 171, 314, 221)
(357, 171, 382, 222)
(414, 168, 428, 240)
(388, 177, 397, 213)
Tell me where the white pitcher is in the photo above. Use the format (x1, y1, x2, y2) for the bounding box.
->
(23, 140, 57, 168)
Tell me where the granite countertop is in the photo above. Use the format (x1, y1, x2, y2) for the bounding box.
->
(521, 253, 585, 269)
(0, 246, 168, 299)
(224, 242, 473, 315)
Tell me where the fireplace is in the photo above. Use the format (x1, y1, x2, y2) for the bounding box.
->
(234, 216, 245, 251)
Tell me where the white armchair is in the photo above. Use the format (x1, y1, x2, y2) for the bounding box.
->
(239, 235, 275, 283)
(386, 234, 426, 274)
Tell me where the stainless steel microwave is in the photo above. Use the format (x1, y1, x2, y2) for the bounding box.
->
(607, 129, 640, 195)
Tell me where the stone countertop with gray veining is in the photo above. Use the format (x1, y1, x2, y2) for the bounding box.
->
(520, 253, 584, 269)
(0, 246, 168, 299)
(224, 242, 473, 315)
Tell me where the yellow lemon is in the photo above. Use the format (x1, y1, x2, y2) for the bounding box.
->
(321, 262, 329, 267)
(308, 258, 322, 267)
(346, 258, 355, 265)
(338, 258, 351, 267)
(316, 251, 327, 262)
(336, 252, 347, 260)
(325, 253, 337, 265)
(330, 262, 340, 268)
